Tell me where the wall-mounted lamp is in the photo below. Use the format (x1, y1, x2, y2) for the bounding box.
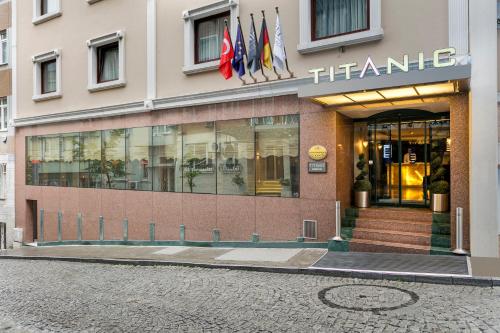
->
(362, 141, 369, 148)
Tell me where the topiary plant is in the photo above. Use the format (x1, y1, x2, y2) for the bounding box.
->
(429, 140, 449, 194)
(354, 153, 372, 192)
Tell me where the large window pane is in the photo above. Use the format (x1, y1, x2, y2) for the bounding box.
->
(182, 122, 216, 194)
(102, 129, 126, 190)
(97, 42, 119, 83)
(216, 119, 255, 195)
(195, 12, 229, 63)
(41, 59, 56, 94)
(60, 133, 79, 187)
(26, 136, 42, 186)
(79, 131, 102, 188)
(39, 135, 61, 186)
(152, 125, 182, 192)
(313, 0, 368, 40)
(126, 127, 152, 191)
(255, 115, 300, 198)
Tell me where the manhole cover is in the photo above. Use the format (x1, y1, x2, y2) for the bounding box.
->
(318, 284, 419, 313)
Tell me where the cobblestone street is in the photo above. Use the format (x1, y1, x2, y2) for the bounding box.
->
(0, 260, 499, 332)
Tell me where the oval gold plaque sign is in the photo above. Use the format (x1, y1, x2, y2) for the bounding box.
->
(308, 145, 327, 161)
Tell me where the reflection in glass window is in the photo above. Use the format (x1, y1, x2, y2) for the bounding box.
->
(60, 133, 79, 187)
(102, 129, 126, 190)
(79, 131, 102, 188)
(216, 119, 255, 195)
(152, 125, 182, 192)
(182, 122, 216, 194)
(40, 135, 61, 186)
(26, 136, 42, 186)
(126, 127, 152, 191)
(255, 115, 300, 198)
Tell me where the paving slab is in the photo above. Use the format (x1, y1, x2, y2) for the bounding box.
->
(215, 248, 303, 262)
(312, 252, 469, 276)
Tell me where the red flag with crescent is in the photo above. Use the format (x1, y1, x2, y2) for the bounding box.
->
(219, 26, 234, 80)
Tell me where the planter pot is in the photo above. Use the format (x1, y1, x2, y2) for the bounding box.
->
(355, 191, 370, 208)
(431, 193, 449, 212)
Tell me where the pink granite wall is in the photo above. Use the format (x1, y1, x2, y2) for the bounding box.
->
(15, 96, 343, 243)
(335, 112, 354, 215)
(449, 94, 470, 250)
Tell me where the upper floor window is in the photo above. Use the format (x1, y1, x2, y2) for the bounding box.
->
(182, 0, 239, 75)
(97, 42, 119, 83)
(33, 0, 61, 25)
(312, 0, 368, 40)
(87, 31, 125, 92)
(32, 49, 62, 102)
(195, 12, 229, 64)
(41, 59, 56, 94)
(298, 0, 382, 54)
(0, 163, 6, 200)
(0, 30, 7, 65)
(497, 1, 500, 28)
(0, 97, 7, 131)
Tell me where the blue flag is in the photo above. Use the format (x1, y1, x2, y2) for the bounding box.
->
(232, 23, 246, 77)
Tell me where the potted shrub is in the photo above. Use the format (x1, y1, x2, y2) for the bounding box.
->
(354, 153, 372, 208)
(429, 149, 450, 212)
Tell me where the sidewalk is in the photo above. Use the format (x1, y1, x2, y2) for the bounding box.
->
(1, 245, 499, 287)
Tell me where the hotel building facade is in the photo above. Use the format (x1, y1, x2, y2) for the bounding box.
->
(11, 0, 500, 257)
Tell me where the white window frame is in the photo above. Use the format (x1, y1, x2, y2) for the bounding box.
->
(297, 0, 383, 54)
(87, 31, 126, 92)
(32, 0, 62, 25)
(0, 163, 6, 200)
(0, 29, 8, 65)
(182, 0, 239, 75)
(32, 49, 62, 102)
(0, 97, 7, 131)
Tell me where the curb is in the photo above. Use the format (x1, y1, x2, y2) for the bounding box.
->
(1, 255, 499, 287)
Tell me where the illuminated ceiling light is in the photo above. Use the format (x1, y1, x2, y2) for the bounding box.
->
(391, 99, 424, 106)
(313, 95, 352, 105)
(378, 87, 418, 99)
(415, 82, 455, 96)
(345, 91, 384, 103)
(362, 102, 394, 108)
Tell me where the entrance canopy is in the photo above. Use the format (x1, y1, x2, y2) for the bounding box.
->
(298, 64, 471, 112)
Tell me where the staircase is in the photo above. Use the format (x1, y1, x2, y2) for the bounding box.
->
(342, 207, 451, 255)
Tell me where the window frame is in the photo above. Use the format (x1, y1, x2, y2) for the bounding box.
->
(182, 0, 239, 75)
(96, 41, 120, 84)
(310, 0, 370, 42)
(0, 97, 8, 131)
(194, 11, 230, 65)
(87, 31, 126, 92)
(32, 0, 62, 25)
(32, 49, 62, 102)
(0, 30, 8, 65)
(298, 0, 383, 54)
(40, 59, 57, 94)
(0, 162, 6, 200)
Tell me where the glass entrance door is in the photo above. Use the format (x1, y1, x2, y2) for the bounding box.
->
(367, 116, 448, 207)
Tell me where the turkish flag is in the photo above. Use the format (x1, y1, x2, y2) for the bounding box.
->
(219, 26, 234, 80)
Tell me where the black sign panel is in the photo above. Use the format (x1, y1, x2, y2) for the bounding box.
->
(308, 161, 327, 173)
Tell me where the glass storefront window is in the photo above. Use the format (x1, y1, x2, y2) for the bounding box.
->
(39, 135, 61, 186)
(60, 133, 80, 187)
(126, 127, 152, 191)
(216, 119, 255, 195)
(26, 136, 41, 186)
(102, 129, 126, 190)
(79, 131, 102, 188)
(254, 115, 300, 198)
(152, 125, 182, 192)
(182, 122, 216, 194)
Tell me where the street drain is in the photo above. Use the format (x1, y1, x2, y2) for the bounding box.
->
(318, 284, 419, 314)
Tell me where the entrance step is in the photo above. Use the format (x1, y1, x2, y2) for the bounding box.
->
(358, 207, 433, 222)
(349, 239, 430, 255)
(355, 218, 432, 234)
(353, 228, 430, 246)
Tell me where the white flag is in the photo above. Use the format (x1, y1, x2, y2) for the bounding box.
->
(273, 14, 286, 71)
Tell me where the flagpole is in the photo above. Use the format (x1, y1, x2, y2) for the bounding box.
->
(237, 16, 256, 84)
(275, 7, 294, 78)
(250, 13, 268, 82)
(262, 10, 281, 80)
(225, 19, 246, 85)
